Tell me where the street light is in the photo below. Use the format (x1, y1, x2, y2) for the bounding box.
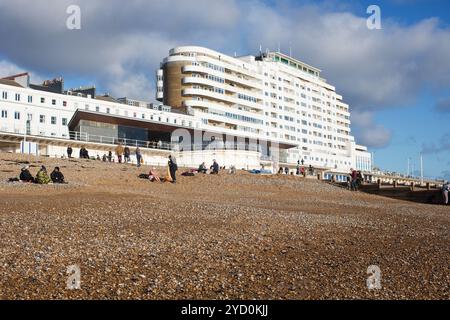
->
(420, 153, 424, 185)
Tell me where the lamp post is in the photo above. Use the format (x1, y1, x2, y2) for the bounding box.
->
(23, 107, 28, 153)
(420, 153, 424, 185)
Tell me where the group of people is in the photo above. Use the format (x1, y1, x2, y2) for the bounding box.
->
(19, 165, 65, 184)
(144, 155, 178, 183)
(198, 160, 220, 175)
(349, 169, 364, 191)
(67, 144, 143, 167)
(114, 144, 134, 164)
(278, 165, 313, 176)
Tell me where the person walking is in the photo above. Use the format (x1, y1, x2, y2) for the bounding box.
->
(67, 146, 73, 158)
(108, 151, 113, 162)
(350, 168, 358, 191)
(135, 147, 142, 167)
(168, 155, 178, 183)
(115, 144, 124, 163)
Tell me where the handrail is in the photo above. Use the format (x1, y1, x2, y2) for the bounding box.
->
(67, 131, 173, 150)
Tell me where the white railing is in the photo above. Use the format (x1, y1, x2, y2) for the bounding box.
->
(67, 131, 174, 150)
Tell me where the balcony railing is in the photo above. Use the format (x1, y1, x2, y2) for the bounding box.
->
(68, 131, 174, 150)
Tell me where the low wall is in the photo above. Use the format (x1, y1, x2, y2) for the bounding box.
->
(176, 149, 262, 170)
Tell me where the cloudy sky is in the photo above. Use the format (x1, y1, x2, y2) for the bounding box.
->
(0, 0, 449, 179)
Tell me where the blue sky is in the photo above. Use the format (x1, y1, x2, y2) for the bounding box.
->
(0, 0, 449, 179)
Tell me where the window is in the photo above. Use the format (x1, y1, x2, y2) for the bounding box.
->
(15, 93, 20, 101)
(51, 116, 57, 125)
(62, 118, 68, 126)
(14, 111, 20, 120)
(63, 101, 67, 107)
(2, 91, 7, 99)
(28, 95, 33, 103)
(40, 97, 45, 103)
(95, 106, 100, 112)
(52, 99, 56, 105)
(40, 115, 45, 123)
(106, 108, 110, 114)
(1, 110, 7, 118)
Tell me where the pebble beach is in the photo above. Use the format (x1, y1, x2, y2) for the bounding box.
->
(0, 153, 448, 300)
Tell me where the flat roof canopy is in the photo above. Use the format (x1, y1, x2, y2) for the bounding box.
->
(68, 110, 297, 149)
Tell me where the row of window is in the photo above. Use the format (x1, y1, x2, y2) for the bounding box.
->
(2, 91, 70, 107)
(237, 93, 257, 103)
(1, 110, 67, 125)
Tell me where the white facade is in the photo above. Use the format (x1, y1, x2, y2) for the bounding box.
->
(0, 82, 202, 140)
(158, 46, 371, 173)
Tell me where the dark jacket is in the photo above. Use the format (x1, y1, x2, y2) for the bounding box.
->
(20, 169, 34, 182)
(169, 158, 178, 171)
(51, 170, 65, 183)
(211, 162, 219, 174)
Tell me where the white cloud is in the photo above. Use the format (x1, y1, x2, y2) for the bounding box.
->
(351, 110, 392, 148)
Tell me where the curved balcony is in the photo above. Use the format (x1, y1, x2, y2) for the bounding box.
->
(182, 77, 264, 100)
(182, 88, 263, 111)
(182, 65, 262, 90)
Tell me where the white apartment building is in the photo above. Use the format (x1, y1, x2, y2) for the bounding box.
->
(157, 46, 372, 175)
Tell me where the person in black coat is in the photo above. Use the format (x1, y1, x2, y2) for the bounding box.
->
(19, 165, 34, 183)
(67, 146, 73, 158)
(50, 167, 65, 184)
(168, 155, 178, 183)
(210, 160, 219, 174)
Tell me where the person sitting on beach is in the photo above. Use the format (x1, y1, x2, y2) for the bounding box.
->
(19, 165, 34, 183)
(149, 168, 161, 183)
(198, 162, 207, 174)
(35, 166, 51, 184)
(50, 167, 65, 184)
(210, 160, 219, 175)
